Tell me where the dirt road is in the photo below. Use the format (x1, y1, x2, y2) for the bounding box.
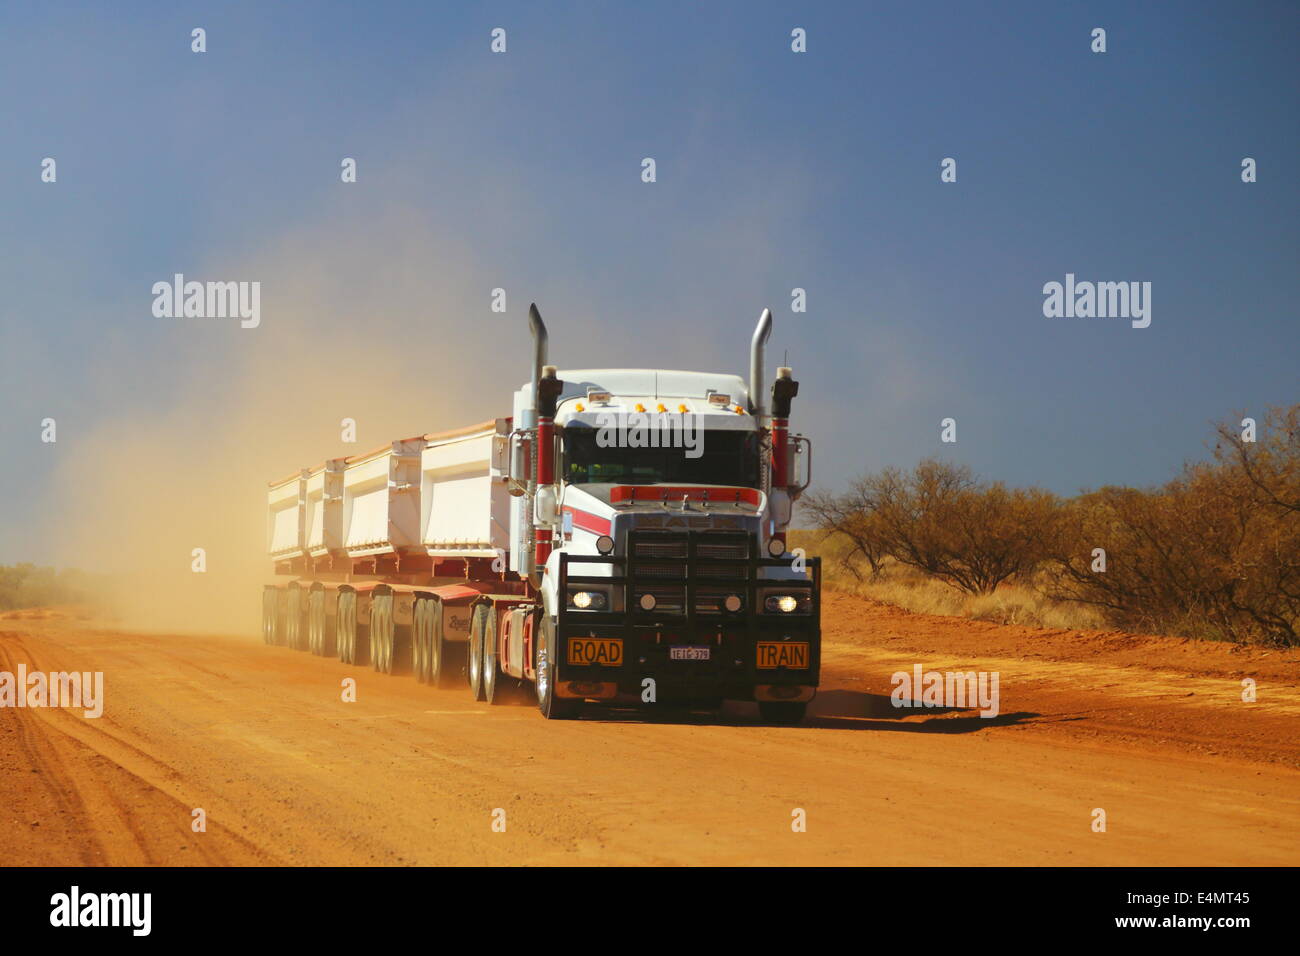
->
(2, 595, 1297, 866)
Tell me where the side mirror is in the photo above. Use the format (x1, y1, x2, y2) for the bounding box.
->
(506, 429, 532, 497)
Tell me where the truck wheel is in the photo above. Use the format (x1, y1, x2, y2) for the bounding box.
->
(371, 598, 394, 674)
(337, 591, 357, 664)
(412, 600, 428, 683)
(323, 591, 338, 658)
(429, 601, 462, 689)
(482, 610, 501, 704)
(307, 591, 320, 655)
(758, 701, 807, 725)
(261, 588, 277, 645)
(273, 591, 288, 647)
(536, 615, 578, 720)
(468, 604, 487, 701)
(287, 588, 305, 651)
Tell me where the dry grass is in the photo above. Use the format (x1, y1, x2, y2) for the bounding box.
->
(789, 529, 1106, 631)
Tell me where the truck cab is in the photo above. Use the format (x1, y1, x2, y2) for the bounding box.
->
(507, 309, 820, 721)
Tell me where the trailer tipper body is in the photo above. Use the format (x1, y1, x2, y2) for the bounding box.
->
(262, 306, 820, 721)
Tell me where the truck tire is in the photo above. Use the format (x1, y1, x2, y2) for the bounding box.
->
(322, 591, 337, 657)
(261, 588, 277, 645)
(272, 590, 288, 647)
(287, 587, 305, 651)
(758, 701, 807, 725)
(371, 596, 394, 674)
(536, 615, 578, 720)
(482, 610, 501, 704)
(307, 590, 322, 655)
(412, 599, 429, 683)
(428, 600, 462, 689)
(468, 604, 487, 701)
(337, 591, 357, 665)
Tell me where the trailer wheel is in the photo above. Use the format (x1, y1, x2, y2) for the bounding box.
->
(428, 600, 462, 689)
(412, 599, 428, 683)
(337, 590, 357, 664)
(323, 590, 338, 658)
(307, 590, 319, 654)
(482, 609, 502, 704)
(758, 701, 807, 725)
(468, 604, 487, 701)
(261, 588, 278, 645)
(272, 590, 288, 647)
(310, 589, 328, 656)
(371, 596, 394, 674)
(287, 587, 306, 651)
(536, 615, 578, 720)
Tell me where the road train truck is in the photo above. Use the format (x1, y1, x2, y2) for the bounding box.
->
(262, 305, 820, 721)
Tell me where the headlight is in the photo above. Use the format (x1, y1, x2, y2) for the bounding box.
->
(568, 589, 608, 610)
(596, 534, 615, 555)
(723, 594, 742, 613)
(763, 593, 810, 614)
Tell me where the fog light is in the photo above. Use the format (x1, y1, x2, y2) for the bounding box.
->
(723, 594, 742, 612)
(596, 534, 615, 554)
(767, 537, 786, 557)
(639, 593, 657, 611)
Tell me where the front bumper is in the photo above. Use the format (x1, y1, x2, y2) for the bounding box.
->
(556, 529, 821, 702)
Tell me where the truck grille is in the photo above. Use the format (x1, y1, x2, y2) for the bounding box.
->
(627, 530, 754, 616)
(631, 585, 743, 615)
(636, 561, 683, 579)
(697, 540, 749, 560)
(633, 540, 687, 559)
(633, 538, 750, 560)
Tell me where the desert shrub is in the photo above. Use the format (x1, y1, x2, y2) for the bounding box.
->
(0, 564, 99, 611)
(808, 459, 1060, 595)
(1047, 408, 1299, 645)
(804, 407, 1300, 645)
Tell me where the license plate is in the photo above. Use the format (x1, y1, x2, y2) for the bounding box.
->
(756, 642, 810, 669)
(567, 637, 623, 666)
(669, 646, 710, 661)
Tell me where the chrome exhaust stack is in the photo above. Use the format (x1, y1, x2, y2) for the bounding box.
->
(519, 303, 549, 582)
(528, 302, 548, 423)
(749, 307, 773, 422)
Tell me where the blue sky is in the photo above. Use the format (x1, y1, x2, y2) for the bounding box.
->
(1, 0, 1297, 567)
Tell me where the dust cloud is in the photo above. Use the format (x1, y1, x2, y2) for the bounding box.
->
(41, 209, 534, 636)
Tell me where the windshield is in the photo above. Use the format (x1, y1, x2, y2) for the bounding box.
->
(563, 427, 760, 487)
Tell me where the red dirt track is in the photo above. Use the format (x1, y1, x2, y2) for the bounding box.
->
(2, 594, 1297, 866)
